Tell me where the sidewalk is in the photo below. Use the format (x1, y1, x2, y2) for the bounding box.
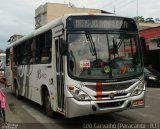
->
(5, 100, 23, 123)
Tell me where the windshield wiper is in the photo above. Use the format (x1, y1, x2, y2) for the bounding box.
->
(85, 32, 99, 67)
(111, 32, 126, 55)
(85, 32, 97, 56)
(112, 38, 118, 55)
(117, 32, 126, 49)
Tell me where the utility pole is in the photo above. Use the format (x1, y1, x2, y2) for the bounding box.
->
(137, 0, 138, 21)
(114, 7, 116, 14)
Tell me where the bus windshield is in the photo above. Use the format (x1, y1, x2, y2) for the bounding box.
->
(68, 32, 142, 80)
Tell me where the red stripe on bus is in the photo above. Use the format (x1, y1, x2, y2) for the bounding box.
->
(96, 82, 102, 100)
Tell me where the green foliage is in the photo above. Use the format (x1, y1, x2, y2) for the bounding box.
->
(133, 16, 160, 23)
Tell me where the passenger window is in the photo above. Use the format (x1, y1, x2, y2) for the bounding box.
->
(40, 31, 52, 64)
(6, 49, 10, 66)
(12, 30, 52, 65)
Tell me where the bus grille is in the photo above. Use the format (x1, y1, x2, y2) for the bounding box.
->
(97, 101, 125, 108)
(86, 82, 134, 92)
(102, 83, 133, 91)
(94, 93, 128, 99)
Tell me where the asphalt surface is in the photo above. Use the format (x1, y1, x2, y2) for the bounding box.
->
(0, 83, 160, 129)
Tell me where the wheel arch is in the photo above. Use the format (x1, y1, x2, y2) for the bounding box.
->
(41, 84, 50, 106)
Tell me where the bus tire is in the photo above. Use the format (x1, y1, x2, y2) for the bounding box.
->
(14, 82, 21, 99)
(44, 90, 55, 117)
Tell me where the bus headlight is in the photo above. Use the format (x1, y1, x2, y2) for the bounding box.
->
(68, 86, 91, 101)
(131, 81, 145, 96)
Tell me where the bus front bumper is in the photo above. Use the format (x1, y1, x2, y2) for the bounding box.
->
(65, 91, 145, 118)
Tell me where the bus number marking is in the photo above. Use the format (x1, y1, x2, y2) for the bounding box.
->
(116, 90, 126, 94)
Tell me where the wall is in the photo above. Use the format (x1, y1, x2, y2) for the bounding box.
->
(139, 26, 160, 50)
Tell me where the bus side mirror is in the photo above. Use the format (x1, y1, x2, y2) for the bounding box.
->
(60, 40, 67, 55)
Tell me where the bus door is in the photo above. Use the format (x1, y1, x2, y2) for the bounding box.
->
(5, 49, 13, 87)
(54, 25, 65, 112)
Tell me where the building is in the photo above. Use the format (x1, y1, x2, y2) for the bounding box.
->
(35, 3, 111, 29)
(139, 26, 160, 71)
(138, 22, 160, 30)
(140, 26, 160, 50)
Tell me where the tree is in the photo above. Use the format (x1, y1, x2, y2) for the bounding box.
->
(145, 17, 155, 23)
(133, 16, 145, 22)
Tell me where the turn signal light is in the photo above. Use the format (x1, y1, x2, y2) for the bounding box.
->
(68, 86, 74, 91)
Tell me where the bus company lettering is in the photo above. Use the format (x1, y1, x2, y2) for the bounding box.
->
(37, 69, 47, 79)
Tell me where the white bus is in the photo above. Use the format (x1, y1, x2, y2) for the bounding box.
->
(0, 53, 6, 80)
(6, 13, 145, 118)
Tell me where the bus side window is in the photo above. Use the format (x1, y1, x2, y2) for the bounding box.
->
(21, 41, 29, 65)
(45, 30, 52, 63)
(13, 46, 17, 65)
(30, 39, 36, 64)
(24, 41, 31, 64)
(39, 34, 45, 63)
(41, 49, 50, 63)
(6, 49, 10, 66)
(40, 30, 52, 64)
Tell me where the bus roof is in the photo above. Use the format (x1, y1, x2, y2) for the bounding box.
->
(6, 13, 133, 49)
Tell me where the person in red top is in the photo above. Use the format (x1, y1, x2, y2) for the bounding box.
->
(0, 89, 6, 123)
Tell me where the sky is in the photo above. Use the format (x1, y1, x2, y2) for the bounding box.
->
(0, 0, 160, 50)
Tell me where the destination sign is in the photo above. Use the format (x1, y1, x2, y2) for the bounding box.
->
(67, 16, 137, 31)
(74, 19, 128, 29)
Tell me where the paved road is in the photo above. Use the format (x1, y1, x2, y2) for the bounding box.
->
(1, 84, 160, 129)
